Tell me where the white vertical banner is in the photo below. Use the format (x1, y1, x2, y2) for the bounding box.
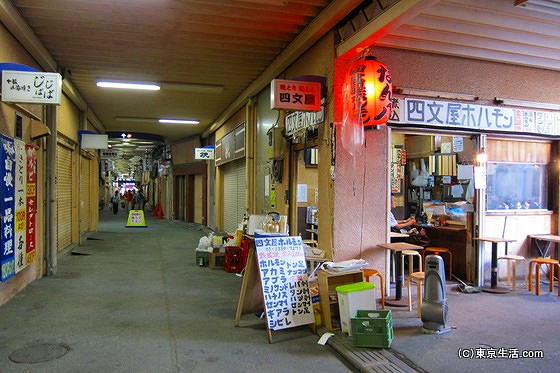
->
(14, 139, 27, 272)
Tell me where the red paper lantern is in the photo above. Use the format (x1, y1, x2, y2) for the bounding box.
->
(344, 56, 393, 126)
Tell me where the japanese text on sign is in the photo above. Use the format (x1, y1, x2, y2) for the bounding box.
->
(255, 236, 315, 330)
(396, 98, 560, 135)
(14, 140, 27, 273)
(1, 70, 62, 105)
(26, 144, 37, 265)
(1, 135, 16, 281)
(271, 79, 322, 112)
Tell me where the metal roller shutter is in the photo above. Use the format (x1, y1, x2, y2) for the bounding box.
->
(57, 145, 73, 251)
(80, 155, 91, 233)
(222, 158, 246, 233)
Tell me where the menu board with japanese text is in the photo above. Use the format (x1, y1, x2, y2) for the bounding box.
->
(0, 136, 37, 281)
(254, 236, 314, 331)
(1, 135, 16, 281)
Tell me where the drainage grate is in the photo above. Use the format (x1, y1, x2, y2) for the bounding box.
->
(9, 341, 71, 364)
(320, 328, 419, 373)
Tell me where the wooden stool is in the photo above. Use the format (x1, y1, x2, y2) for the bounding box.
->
(528, 258, 560, 296)
(363, 268, 385, 309)
(498, 254, 526, 290)
(424, 247, 452, 280)
(407, 271, 425, 317)
(402, 249, 422, 278)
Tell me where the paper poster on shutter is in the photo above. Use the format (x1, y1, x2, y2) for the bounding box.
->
(0, 135, 16, 281)
(26, 144, 37, 265)
(255, 236, 314, 331)
(14, 140, 27, 272)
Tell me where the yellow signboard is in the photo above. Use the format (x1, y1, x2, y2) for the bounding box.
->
(126, 210, 147, 228)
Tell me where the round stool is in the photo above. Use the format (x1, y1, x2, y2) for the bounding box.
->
(528, 258, 560, 296)
(498, 254, 526, 290)
(407, 271, 425, 317)
(402, 250, 423, 278)
(424, 247, 452, 280)
(362, 268, 385, 309)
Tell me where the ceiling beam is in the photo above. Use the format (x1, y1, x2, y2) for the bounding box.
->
(202, 0, 363, 138)
(0, 0, 106, 133)
(336, 0, 441, 59)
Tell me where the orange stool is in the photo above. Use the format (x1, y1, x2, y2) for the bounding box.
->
(407, 271, 425, 318)
(363, 268, 385, 309)
(498, 254, 526, 290)
(424, 247, 452, 280)
(528, 258, 560, 296)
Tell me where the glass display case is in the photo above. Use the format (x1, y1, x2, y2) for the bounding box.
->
(486, 162, 547, 211)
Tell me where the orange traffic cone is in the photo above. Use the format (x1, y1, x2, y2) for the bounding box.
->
(155, 204, 164, 219)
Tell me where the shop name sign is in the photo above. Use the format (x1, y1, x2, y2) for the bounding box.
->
(194, 148, 215, 160)
(284, 103, 325, 137)
(393, 98, 560, 136)
(271, 79, 321, 112)
(100, 149, 119, 158)
(1, 70, 62, 105)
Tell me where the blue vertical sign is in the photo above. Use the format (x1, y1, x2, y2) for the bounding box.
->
(1, 135, 16, 281)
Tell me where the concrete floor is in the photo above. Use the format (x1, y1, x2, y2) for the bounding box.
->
(0, 208, 558, 372)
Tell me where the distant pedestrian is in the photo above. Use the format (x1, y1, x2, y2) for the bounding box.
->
(111, 190, 120, 215)
(136, 190, 146, 211)
(124, 190, 133, 212)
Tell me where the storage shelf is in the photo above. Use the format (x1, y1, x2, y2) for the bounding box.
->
(318, 269, 364, 330)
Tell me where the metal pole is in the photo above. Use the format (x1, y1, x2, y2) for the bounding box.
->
(475, 134, 487, 286)
(45, 105, 58, 276)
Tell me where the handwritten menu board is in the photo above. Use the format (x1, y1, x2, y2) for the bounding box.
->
(254, 236, 314, 331)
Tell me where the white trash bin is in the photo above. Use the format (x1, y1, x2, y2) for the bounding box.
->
(336, 282, 376, 335)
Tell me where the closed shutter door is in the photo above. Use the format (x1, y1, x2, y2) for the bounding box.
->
(80, 155, 91, 233)
(222, 158, 246, 233)
(57, 145, 73, 251)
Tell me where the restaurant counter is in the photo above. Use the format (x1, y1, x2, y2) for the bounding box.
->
(421, 224, 469, 280)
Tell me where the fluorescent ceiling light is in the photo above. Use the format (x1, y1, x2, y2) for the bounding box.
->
(158, 118, 199, 125)
(97, 81, 160, 90)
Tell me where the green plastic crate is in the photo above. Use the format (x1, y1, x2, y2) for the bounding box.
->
(351, 310, 393, 348)
(196, 251, 210, 267)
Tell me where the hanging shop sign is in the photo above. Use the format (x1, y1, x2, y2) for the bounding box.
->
(284, 99, 326, 137)
(1, 70, 62, 105)
(194, 147, 215, 160)
(100, 149, 119, 158)
(215, 123, 245, 166)
(271, 79, 321, 112)
(343, 56, 393, 127)
(392, 97, 560, 136)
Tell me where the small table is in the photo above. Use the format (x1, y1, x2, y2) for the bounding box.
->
(474, 237, 517, 294)
(528, 234, 560, 258)
(378, 242, 423, 307)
